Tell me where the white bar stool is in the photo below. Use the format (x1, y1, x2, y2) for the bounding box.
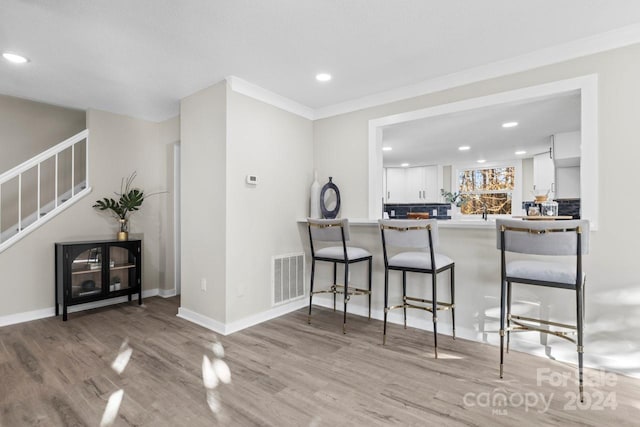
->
(379, 219, 455, 358)
(496, 218, 589, 402)
(307, 218, 372, 334)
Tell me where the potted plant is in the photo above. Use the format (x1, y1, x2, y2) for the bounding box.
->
(441, 189, 468, 218)
(93, 172, 145, 241)
(440, 189, 469, 207)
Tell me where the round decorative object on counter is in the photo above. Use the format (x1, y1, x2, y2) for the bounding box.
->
(320, 177, 341, 219)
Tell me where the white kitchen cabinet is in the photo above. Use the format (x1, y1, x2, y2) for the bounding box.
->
(406, 167, 425, 202)
(533, 151, 555, 196)
(423, 165, 439, 201)
(555, 166, 580, 198)
(385, 166, 440, 203)
(385, 168, 407, 203)
(553, 131, 581, 167)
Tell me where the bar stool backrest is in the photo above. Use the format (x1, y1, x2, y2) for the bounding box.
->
(496, 219, 589, 256)
(379, 219, 439, 249)
(308, 218, 350, 242)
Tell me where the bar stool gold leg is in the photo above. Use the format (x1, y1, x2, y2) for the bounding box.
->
(499, 277, 507, 378)
(368, 257, 372, 320)
(402, 271, 407, 329)
(432, 274, 438, 359)
(451, 265, 456, 340)
(506, 281, 512, 353)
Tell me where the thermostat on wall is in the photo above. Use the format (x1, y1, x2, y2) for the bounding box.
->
(246, 175, 258, 185)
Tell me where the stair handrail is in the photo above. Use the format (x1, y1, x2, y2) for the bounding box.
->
(0, 129, 90, 254)
(0, 129, 89, 185)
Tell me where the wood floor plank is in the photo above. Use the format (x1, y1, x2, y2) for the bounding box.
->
(1, 296, 639, 426)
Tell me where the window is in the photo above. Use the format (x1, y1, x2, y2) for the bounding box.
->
(458, 166, 515, 215)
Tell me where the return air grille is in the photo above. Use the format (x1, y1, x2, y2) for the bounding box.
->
(272, 253, 305, 305)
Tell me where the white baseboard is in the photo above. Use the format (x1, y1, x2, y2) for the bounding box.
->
(177, 307, 227, 335)
(225, 297, 308, 335)
(143, 288, 159, 298)
(177, 297, 308, 336)
(0, 288, 159, 328)
(0, 307, 55, 327)
(158, 288, 177, 298)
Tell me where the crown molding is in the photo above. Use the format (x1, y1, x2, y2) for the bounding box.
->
(311, 22, 640, 119)
(226, 76, 315, 120)
(225, 23, 640, 121)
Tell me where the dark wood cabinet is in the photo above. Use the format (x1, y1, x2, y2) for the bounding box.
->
(55, 239, 142, 321)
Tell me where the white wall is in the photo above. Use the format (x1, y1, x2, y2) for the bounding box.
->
(226, 90, 313, 322)
(179, 82, 313, 327)
(0, 108, 175, 318)
(312, 43, 640, 377)
(180, 82, 228, 323)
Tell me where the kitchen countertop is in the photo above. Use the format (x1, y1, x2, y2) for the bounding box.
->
(298, 218, 498, 229)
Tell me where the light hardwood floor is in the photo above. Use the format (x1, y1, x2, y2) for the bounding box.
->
(1, 297, 638, 426)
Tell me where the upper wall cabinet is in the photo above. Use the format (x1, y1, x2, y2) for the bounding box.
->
(533, 151, 555, 196)
(553, 131, 581, 167)
(385, 167, 407, 203)
(385, 166, 439, 203)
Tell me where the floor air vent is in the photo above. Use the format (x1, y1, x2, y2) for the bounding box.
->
(272, 253, 305, 305)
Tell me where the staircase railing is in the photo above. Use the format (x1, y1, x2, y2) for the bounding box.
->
(0, 129, 90, 254)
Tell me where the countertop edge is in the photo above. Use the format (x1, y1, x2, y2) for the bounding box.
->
(297, 218, 497, 229)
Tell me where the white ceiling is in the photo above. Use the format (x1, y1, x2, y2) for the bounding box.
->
(1, 1, 640, 121)
(382, 92, 581, 166)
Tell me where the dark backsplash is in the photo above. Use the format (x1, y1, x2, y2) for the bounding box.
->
(386, 199, 580, 220)
(522, 198, 581, 219)
(384, 203, 452, 219)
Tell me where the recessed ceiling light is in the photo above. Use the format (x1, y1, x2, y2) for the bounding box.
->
(477, 159, 486, 164)
(502, 122, 518, 128)
(515, 150, 527, 155)
(315, 73, 332, 82)
(2, 52, 29, 64)
(458, 146, 471, 151)
(401, 163, 410, 167)
(382, 146, 392, 151)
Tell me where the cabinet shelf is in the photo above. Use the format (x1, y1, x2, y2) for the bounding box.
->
(71, 267, 102, 275)
(56, 239, 142, 321)
(71, 287, 102, 297)
(110, 263, 136, 271)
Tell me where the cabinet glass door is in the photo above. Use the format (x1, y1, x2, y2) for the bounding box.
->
(70, 246, 103, 299)
(109, 245, 137, 293)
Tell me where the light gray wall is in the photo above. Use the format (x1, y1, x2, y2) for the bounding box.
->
(312, 43, 640, 376)
(0, 95, 86, 235)
(180, 81, 228, 323)
(0, 108, 174, 318)
(86, 110, 175, 296)
(160, 116, 180, 294)
(226, 91, 313, 323)
(0, 94, 86, 172)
